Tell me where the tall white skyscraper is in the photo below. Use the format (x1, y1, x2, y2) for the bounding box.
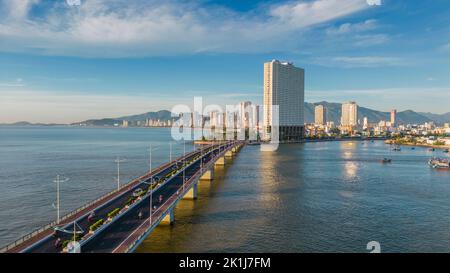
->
(263, 60, 305, 141)
(341, 101, 358, 127)
(314, 105, 327, 125)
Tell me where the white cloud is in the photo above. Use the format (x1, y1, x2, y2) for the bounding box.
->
(326, 19, 378, 35)
(314, 56, 405, 68)
(0, 0, 371, 57)
(325, 19, 389, 47)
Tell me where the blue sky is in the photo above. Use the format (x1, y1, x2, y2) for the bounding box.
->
(0, 0, 450, 123)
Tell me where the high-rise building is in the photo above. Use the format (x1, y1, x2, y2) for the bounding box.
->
(390, 109, 397, 126)
(263, 60, 305, 141)
(239, 101, 252, 129)
(209, 111, 218, 128)
(314, 105, 327, 125)
(252, 104, 260, 131)
(363, 117, 369, 130)
(341, 101, 358, 127)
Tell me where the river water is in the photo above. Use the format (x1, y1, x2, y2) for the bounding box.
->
(1, 127, 449, 252)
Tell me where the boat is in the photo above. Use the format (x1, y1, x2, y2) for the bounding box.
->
(443, 149, 449, 153)
(411, 147, 415, 150)
(381, 158, 392, 164)
(428, 158, 450, 170)
(429, 148, 435, 152)
(392, 146, 401, 151)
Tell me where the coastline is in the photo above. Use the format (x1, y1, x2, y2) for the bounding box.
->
(385, 140, 450, 150)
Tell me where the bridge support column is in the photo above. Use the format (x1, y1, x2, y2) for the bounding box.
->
(214, 156, 225, 166)
(160, 209, 174, 225)
(183, 184, 198, 199)
(200, 169, 214, 181)
(225, 150, 233, 158)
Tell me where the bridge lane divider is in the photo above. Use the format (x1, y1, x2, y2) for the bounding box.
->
(2, 143, 220, 253)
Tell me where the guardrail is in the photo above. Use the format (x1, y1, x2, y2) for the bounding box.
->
(78, 144, 223, 250)
(118, 142, 240, 253)
(0, 143, 220, 253)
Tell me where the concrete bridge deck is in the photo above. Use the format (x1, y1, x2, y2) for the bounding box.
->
(2, 141, 243, 253)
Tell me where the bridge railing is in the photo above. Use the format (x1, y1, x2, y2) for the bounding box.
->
(118, 142, 240, 253)
(0, 143, 215, 253)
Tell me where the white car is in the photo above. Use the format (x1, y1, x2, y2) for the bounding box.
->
(132, 188, 144, 197)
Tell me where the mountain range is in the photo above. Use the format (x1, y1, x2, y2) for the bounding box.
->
(2, 102, 448, 126)
(304, 102, 446, 125)
(74, 102, 448, 126)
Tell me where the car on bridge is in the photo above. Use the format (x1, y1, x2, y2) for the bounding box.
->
(132, 188, 144, 197)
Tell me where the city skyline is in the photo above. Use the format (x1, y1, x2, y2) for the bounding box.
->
(1, 0, 450, 124)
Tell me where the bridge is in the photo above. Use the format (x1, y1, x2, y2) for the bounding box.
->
(2, 141, 243, 253)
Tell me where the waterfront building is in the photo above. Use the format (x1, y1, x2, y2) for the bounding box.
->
(122, 120, 129, 127)
(341, 101, 358, 127)
(314, 105, 327, 126)
(263, 60, 305, 141)
(252, 104, 260, 132)
(391, 109, 397, 127)
(363, 117, 369, 130)
(239, 101, 252, 129)
(209, 111, 218, 128)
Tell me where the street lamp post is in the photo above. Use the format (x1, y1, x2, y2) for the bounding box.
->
(183, 140, 186, 191)
(54, 174, 69, 225)
(149, 144, 153, 227)
(115, 157, 126, 191)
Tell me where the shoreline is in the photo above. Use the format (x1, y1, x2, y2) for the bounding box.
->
(385, 140, 450, 150)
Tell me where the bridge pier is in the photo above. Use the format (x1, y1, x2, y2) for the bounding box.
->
(200, 169, 214, 181)
(214, 156, 225, 166)
(225, 150, 233, 158)
(160, 209, 174, 225)
(183, 184, 198, 199)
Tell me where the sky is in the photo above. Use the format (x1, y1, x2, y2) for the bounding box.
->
(0, 0, 450, 123)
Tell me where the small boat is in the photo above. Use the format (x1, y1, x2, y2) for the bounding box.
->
(392, 146, 401, 151)
(411, 147, 415, 150)
(443, 149, 449, 153)
(428, 158, 450, 170)
(381, 158, 392, 164)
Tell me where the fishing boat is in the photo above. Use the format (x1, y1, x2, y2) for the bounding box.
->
(382, 144, 393, 164)
(392, 146, 401, 151)
(381, 158, 392, 164)
(428, 158, 450, 170)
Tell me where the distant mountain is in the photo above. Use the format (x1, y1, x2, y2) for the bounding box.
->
(116, 110, 172, 122)
(304, 102, 439, 125)
(73, 110, 173, 126)
(0, 121, 64, 126)
(419, 112, 450, 124)
(9, 104, 447, 127)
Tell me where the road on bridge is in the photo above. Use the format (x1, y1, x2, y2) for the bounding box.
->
(8, 142, 234, 253)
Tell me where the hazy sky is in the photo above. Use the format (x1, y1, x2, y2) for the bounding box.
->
(1, 0, 450, 123)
